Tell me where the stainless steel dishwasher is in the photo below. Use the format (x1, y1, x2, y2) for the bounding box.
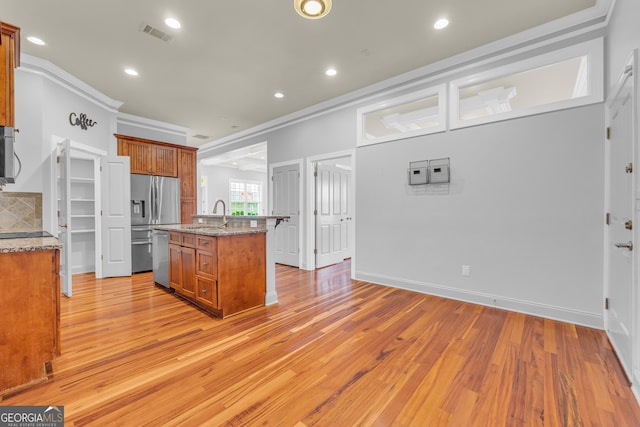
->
(152, 229, 170, 288)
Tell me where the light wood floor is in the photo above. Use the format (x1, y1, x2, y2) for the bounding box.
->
(3, 260, 640, 426)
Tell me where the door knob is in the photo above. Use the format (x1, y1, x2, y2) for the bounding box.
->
(615, 241, 633, 251)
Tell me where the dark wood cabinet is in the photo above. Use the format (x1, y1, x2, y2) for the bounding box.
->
(0, 249, 60, 394)
(178, 149, 197, 224)
(116, 135, 178, 177)
(168, 231, 265, 317)
(116, 134, 198, 223)
(0, 21, 20, 128)
(169, 232, 197, 299)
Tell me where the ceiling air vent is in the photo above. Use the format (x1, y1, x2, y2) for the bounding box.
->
(192, 134, 210, 140)
(141, 24, 173, 42)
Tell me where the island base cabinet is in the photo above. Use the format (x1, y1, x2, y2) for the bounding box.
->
(167, 231, 265, 317)
(217, 234, 266, 316)
(0, 249, 60, 394)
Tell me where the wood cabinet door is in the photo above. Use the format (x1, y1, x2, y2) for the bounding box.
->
(0, 22, 19, 127)
(118, 139, 152, 174)
(195, 276, 217, 308)
(152, 145, 178, 177)
(179, 246, 196, 299)
(169, 244, 182, 292)
(179, 149, 196, 198)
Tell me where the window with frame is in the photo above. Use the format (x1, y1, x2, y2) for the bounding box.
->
(357, 85, 446, 147)
(449, 38, 603, 129)
(229, 180, 262, 216)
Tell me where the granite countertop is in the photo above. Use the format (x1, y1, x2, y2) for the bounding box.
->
(154, 224, 267, 236)
(0, 236, 63, 253)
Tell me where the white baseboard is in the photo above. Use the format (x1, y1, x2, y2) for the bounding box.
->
(355, 271, 603, 329)
(265, 292, 278, 306)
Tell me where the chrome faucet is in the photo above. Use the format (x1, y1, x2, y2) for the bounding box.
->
(212, 199, 227, 227)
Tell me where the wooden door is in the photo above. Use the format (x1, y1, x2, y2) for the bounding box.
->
(152, 145, 177, 177)
(179, 149, 197, 223)
(169, 243, 182, 292)
(179, 246, 196, 299)
(118, 138, 152, 175)
(0, 22, 19, 127)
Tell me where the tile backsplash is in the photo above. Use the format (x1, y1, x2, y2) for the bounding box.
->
(0, 192, 43, 232)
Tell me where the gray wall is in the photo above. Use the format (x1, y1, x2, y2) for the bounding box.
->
(356, 104, 604, 327)
(605, 0, 640, 91)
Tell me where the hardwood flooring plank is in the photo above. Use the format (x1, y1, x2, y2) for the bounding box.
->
(2, 261, 640, 426)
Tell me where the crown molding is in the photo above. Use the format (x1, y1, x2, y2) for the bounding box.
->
(19, 53, 123, 113)
(117, 112, 189, 138)
(199, 0, 612, 154)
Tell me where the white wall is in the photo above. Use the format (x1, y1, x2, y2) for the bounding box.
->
(199, 164, 268, 215)
(605, 0, 640, 90)
(357, 104, 604, 327)
(12, 67, 119, 233)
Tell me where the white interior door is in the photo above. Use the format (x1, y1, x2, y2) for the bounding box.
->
(337, 165, 352, 259)
(605, 57, 636, 378)
(101, 155, 132, 277)
(57, 140, 72, 297)
(315, 163, 344, 268)
(273, 163, 300, 267)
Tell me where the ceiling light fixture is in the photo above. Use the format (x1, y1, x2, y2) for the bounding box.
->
(294, 0, 332, 19)
(124, 68, 139, 76)
(27, 36, 46, 46)
(274, 92, 284, 98)
(165, 18, 181, 29)
(434, 18, 449, 30)
(326, 68, 337, 76)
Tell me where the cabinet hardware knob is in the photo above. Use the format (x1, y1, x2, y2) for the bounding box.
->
(201, 289, 207, 293)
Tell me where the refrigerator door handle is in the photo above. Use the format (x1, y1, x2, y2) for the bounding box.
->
(154, 176, 160, 224)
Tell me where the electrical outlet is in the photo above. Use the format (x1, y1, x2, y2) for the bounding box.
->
(250, 220, 258, 228)
(198, 218, 203, 223)
(462, 265, 470, 277)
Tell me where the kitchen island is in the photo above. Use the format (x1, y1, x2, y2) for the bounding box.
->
(156, 215, 286, 318)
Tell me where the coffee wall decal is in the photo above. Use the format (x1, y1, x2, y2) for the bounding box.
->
(69, 112, 97, 130)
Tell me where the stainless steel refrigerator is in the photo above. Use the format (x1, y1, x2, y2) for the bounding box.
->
(131, 174, 180, 273)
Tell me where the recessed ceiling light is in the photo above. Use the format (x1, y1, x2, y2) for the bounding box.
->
(27, 36, 46, 46)
(434, 18, 449, 30)
(165, 18, 181, 29)
(124, 68, 139, 76)
(294, 0, 332, 19)
(326, 68, 337, 76)
(274, 92, 284, 98)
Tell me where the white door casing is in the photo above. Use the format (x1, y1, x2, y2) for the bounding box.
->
(272, 163, 300, 267)
(605, 52, 636, 381)
(57, 140, 72, 297)
(101, 155, 132, 277)
(315, 162, 344, 268)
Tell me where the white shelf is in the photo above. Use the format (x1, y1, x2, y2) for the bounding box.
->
(71, 214, 95, 218)
(71, 198, 95, 202)
(70, 177, 94, 184)
(71, 229, 95, 234)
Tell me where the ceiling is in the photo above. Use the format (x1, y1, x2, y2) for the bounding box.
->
(1, 0, 598, 147)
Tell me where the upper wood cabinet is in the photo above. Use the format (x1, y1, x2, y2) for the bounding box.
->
(116, 135, 177, 177)
(116, 134, 198, 223)
(0, 21, 20, 128)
